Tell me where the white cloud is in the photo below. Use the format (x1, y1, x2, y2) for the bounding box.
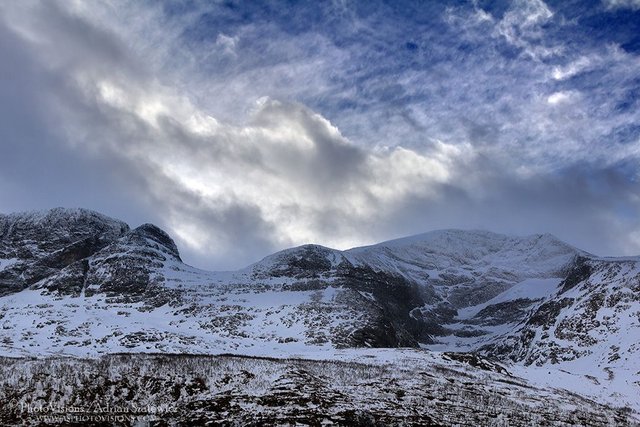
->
(551, 56, 593, 80)
(603, 0, 640, 10)
(547, 91, 575, 104)
(90, 82, 474, 251)
(0, 0, 472, 261)
(496, 0, 561, 60)
(215, 33, 239, 56)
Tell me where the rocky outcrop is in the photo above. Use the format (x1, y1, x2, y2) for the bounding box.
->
(0, 209, 182, 310)
(0, 208, 129, 296)
(80, 223, 182, 307)
(479, 256, 640, 368)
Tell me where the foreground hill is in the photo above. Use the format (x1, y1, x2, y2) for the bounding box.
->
(0, 208, 638, 415)
(0, 352, 635, 426)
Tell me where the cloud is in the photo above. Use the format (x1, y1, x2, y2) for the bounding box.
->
(546, 91, 577, 104)
(79, 83, 476, 266)
(1, 1, 478, 268)
(495, 0, 561, 60)
(215, 33, 239, 56)
(0, 0, 639, 269)
(603, 0, 640, 10)
(551, 56, 595, 81)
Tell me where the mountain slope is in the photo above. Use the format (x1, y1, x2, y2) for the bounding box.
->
(346, 229, 583, 285)
(479, 255, 640, 405)
(1, 351, 635, 426)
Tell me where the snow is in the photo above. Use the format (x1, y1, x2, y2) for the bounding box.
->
(0, 207, 127, 234)
(242, 229, 582, 287)
(0, 258, 18, 271)
(511, 361, 640, 412)
(0, 278, 349, 358)
(2, 264, 635, 413)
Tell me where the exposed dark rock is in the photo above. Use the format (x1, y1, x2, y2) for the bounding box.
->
(559, 256, 592, 294)
(262, 244, 340, 279)
(0, 207, 129, 259)
(127, 223, 182, 261)
(526, 298, 575, 329)
(0, 209, 129, 296)
(414, 303, 457, 337)
(465, 298, 541, 326)
(0, 209, 179, 306)
(335, 266, 429, 347)
(447, 281, 513, 308)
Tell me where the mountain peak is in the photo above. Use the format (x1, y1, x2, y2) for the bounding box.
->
(128, 223, 181, 261)
(343, 229, 582, 284)
(1, 207, 126, 226)
(0, 207, 129, 259)
(353, 229, 573, 251)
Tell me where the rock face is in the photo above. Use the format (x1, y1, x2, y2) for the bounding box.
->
(0, 208, 129, 296)
(79, 223, 182, 306)
(480, 256, 640, 368)
(0, 210, 181, 309)
(0, 208, 638, 413)
(240, 229, 586, 349)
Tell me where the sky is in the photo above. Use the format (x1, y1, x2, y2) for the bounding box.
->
(1, 0, 639, 270)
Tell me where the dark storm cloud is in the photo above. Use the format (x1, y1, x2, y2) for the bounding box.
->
(0, 0, 639, 269)
(0, 9, 150, 227)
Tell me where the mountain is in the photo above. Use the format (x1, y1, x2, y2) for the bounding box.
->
(0, 208, 638, 415)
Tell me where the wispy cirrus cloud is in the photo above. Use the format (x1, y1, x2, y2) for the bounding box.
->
(603, 0, 640, 10)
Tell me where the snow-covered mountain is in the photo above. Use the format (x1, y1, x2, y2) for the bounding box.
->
(0, 208, 638, 414)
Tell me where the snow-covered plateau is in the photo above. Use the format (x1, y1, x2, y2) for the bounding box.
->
(0, 208, 638, 425)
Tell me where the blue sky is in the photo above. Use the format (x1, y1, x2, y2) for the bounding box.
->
(1, 0, 639, 269)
